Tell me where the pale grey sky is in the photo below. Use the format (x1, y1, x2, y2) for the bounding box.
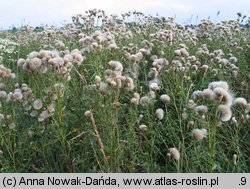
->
(0, 0, 249, 29)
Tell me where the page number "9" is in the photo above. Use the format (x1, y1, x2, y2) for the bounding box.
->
(240, 177, 246, 185)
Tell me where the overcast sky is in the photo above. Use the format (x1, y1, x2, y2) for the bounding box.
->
(0, 0, 249, 29)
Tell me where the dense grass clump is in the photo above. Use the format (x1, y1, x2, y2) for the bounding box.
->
(0, 10, 249, 172)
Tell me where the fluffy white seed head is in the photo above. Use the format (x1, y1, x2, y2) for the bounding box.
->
(182, 110, 188, 120)
(30, 58, 42, 68)
(231, 117, 237, 125)
(139, 124, 147, 131)
(0, 91, 6, 98)
(46, 103, 55, 113)
(140, 96, 150, 106)
(133, 92, 140, 100)
(39, 49, 50, 58)
(9, 122, 15, 129)
(155, 108, 164, 120)
(180, 48, 189, 57)
(147, 91, 156, 100)
(73, 53, 84, 64)
(99, 82, 109, 93)
(28, 51, 39, 59)
(192, 128, 208, 140)
(64, 54, 73, 63)
(131, 98, 139, 105)
(168, 148, 180, 160)
(149, 82, 160, 91)
(202, 89, 215, 101)
(108, 43, 118, 51)
(233, 97, 247, 108)
(213, 87, 233, 106)
(160, 94, 171, 103)
(192, 90, 204, 100)
(188, 121, 194, 128)
(38, 110, 50, 122)
(12, 90, 23, 101)
(0, 83, 5, 89)
(174, 49, 181, 56)
(208, 81, 229, 91)
(131, 92, 140, 105)
(30, 110, 37, 117)
(108, 61, 123, 71)
(125, 77, 134, 91)
(200, 65, 209, 72)
(95, 76, 101, 85)
(110, 80, 117, 87)
(33, 99, 43, 110)
(217, 105, 232, 122)
(195, 105, 208, 115)
(17, 58, 26, 67)
(84, 110, 92, 117)
(187, 99, 196, 109)
(129, 54, 137, 62)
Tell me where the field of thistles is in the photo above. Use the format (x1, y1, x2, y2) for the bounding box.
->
(0, 9, 249, 172)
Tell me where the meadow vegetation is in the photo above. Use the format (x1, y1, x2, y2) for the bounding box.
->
(0, 10, 249, 172)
